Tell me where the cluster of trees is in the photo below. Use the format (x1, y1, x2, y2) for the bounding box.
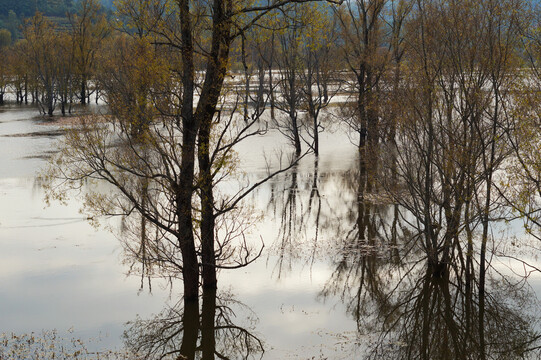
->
(29, 0, 541, 358)
(267, 1, 541, 358)
(0, 0, 107, 113)
(42, 0, 328, 358)
(263, 1, 541, 356)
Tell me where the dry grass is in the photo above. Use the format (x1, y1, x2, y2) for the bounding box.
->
(0, 330, 136, 359)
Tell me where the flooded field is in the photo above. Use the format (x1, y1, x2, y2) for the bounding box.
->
(1, 104, 541, 359)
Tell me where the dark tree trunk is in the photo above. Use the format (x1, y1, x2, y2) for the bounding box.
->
(291, 112, 301, 156)
(81, 77, 87, 105)
(201, 288, 216, 360)
(268, 65, 275, 120)
(288, 67, 301, 157)
(241, 35, 250, 121)
(179, 298, 199, 360)
(313, 115, 319, 156)
(256, 59, 265, 115)
(24, 76, 28, 104)
(196, 0, 232, 290)
(177, 0, 199, 305)
(47, 94, 54, 116)
(358, 94, 367, 148)
(198, 118, 216, 290)
(177, 127, 199, 302)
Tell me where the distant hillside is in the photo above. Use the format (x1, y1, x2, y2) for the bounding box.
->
(0, 0, 74, 18)
(0, 0, 111, 41)
(0, 0, 112, 18)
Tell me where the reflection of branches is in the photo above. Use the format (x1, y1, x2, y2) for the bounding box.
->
(320, 154, 404, 328)
(321, 213, 541, 360)
(366, 260, 541, 360)
(307, 158, 322, 266)
(321, 203, 541, 359)
(264, 150, 403, 285)
(313, 142, 541, 359)
(273, 163, 302, 277)
(124, 289, 264, 360)
(318, 167, 541, 359)
(264, 156, 332, 278)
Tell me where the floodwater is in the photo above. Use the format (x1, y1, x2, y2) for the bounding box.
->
(1, 103, 541, 359)
(0, 104, 172, 354)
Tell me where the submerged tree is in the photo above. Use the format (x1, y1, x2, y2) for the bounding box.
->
(56, 32, 76, 115)
(68, 0, 109, 105)
(334, 0, 387, 153)
(274, 3, 306, 157)
(45, 4, 339, 360)
(327, 0, 390, 197)
(375, 1, 539, 358)
(23, 13, 60, 116)
(298, 3, 340, 155)
(10, 40, 31, 104)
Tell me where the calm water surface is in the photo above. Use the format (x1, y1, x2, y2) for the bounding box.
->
(0, 104, 362, 358)
(0, 105, 173, 352)
(1, 104, 540, 359)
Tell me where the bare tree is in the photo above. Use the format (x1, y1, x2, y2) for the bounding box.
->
(46, 3, 339, 354)
(379, 1, 529, 358)
(298, 5, 341, 155)
(334, 0, 387, 148)
(69, 0, 110, 105)
(23, 13, 60, 116)
(274, 4, 305, 157)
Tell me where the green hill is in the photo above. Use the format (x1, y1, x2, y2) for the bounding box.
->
(0, 0, 111, 41)
(0, 0, 75, 18)
(0, 0, 113, 19)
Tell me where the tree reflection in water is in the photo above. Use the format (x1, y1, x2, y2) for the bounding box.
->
(366, 264, 540, 359)
(123, 289, 263, 360)
(327, 158, 541, 359)
(320, 155, 404, 332)
(266, 152, 541, 359)
(267, 157, 325, 277)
